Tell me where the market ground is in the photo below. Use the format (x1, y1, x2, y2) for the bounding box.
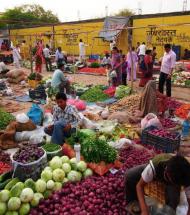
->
(1, 65, 190, 115)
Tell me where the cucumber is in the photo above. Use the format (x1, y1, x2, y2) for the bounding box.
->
(0, 171, 13, 183)
(0, 178, 12, 190)
(4, 178, 20, 190)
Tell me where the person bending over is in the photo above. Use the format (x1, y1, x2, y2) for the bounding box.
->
(44, 92, 81, 145)
(125, 154, 190, 215)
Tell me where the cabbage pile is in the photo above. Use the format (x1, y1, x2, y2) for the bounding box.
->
(0, 156, 93, 214)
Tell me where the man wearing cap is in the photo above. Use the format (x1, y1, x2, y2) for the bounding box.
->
(51, 63, 70, 94)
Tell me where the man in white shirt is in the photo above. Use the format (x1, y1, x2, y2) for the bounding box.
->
(79, 39, 87, 63)
(138, 42, 146, 63)
(43, 44, 52, 71)
(159, 44, 176, 97)
(12, 44, 22, 69)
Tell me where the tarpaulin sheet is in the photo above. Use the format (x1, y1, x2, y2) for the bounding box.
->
(99, 16, 129, 41)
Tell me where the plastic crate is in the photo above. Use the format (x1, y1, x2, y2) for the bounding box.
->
(141, 126, 181, 153)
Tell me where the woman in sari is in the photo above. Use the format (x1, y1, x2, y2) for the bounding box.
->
(139, 50, 153, 87)
(137, 80, 167, 118)
(35, 41, 44, 73)
(111, 47, 122, 86)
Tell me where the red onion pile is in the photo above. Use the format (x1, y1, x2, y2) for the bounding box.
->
(149, 129, 178, 140)
(166, 98, 183, 110)
(159, 118, 178, 129)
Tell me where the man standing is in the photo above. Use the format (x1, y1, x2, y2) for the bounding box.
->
(43, 44, 52, 71)
(12, 44, 22, 68)
(51, 63, 70, 94)
(138, 42, 146, 63)
(79, 39, 87, 62)
(44, 92, 81, 145)
(55, 47, 65, 67)
(159, 44, 176, 97)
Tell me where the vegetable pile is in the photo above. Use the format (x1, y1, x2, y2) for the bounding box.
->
(175, 104, 190, 119)
(31, 146, 153, 215)
(80, 86, 109, 102)
(0, 162, 12, 175)
(166, 98, 182, 110)
(159, 118, 178, 129)
(149, 129, 179, 140)
(0, 156, 93, 214)
(13, 145, 44, 164)
(115, 85, 131, 99)
(0, 150, 11, 164)
(0, 109, 15, 130)
(109, 94, 140, 113)
(67, 130, 117, 164)
(42, 144, 61, 153)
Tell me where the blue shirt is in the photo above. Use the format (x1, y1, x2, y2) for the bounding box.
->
(51, 69, 67, 88)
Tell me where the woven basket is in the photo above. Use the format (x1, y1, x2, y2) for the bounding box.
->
(144, 181, 165, 204)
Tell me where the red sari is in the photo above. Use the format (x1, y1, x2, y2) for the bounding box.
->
(35, 43, 43, 73)
(139, 55, 153, 87)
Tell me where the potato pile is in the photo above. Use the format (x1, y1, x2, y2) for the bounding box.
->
(109, 94, 140, 113)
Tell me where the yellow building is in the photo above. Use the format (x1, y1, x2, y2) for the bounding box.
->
(132, 11, 190, 59)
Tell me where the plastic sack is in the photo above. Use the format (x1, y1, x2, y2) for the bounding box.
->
(43, 112, 53, 127)
(108, 111, 130, 124)
(103, 86, 116, 97)
(96, 120, 118, 134)
(67, 99, 86, 111)
(11, 149, 47, 181)
(15, 127, 45, 142)
(16, 113, 29, 123)
(141, 113, 162, 130)
(27, 104, 43, 126)
(82, 117, 97, 129)
(108, 138, 132, 149)
(110, 70, 117, 78)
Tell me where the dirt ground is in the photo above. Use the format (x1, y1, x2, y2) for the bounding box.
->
(1, 65, 190, 115)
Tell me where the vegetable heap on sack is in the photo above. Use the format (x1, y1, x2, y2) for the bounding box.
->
(0, 155, 93, 214)
(80, 85, 109, 102)
(0, 109, 15, 130)
(67, 129, 117, 164)
(115, 85, 131, 99)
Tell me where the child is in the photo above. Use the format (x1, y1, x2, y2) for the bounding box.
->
(105, 64, 112, 86)
(121, 54, 128, 85)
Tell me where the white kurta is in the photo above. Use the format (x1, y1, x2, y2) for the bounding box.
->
(12, 48, 22, 68)
(79, 42, 86, 59)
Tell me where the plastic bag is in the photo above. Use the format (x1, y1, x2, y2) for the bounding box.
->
(43, 112, 53, 127)
(82, 117, 97, 129)
(108, 138, 132, 149)
(141, 113, 162, 130)
(108, 111, 130, 124)
(16, 113, 29, 123)
(67, 99, 86, 111)
(101, 107, 110, 119)
(27, 104, 43, 126)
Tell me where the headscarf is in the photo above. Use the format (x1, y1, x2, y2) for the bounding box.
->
(139, 80, 158, 117)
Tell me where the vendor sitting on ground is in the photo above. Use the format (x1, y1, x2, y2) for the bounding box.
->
(125, 153, 190, 215)
(51, 62, 70, 94)
(44, 92, 81, 145)
(135, 80, 167, 119)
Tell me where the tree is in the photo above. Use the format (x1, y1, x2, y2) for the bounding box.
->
(114, 8, 135, 17)
(0, 4, 60, 29)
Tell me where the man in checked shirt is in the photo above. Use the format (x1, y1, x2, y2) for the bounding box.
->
(44, 92, 81, 145)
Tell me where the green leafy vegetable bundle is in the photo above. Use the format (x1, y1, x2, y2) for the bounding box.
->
(67, 130, 117, 164)
(0, 109, 15, 130)
(80, 86, 109, 102)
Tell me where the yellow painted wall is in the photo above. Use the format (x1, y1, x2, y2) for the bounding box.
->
(10, 21, 111, 58)
(132, 14, 190, 59)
